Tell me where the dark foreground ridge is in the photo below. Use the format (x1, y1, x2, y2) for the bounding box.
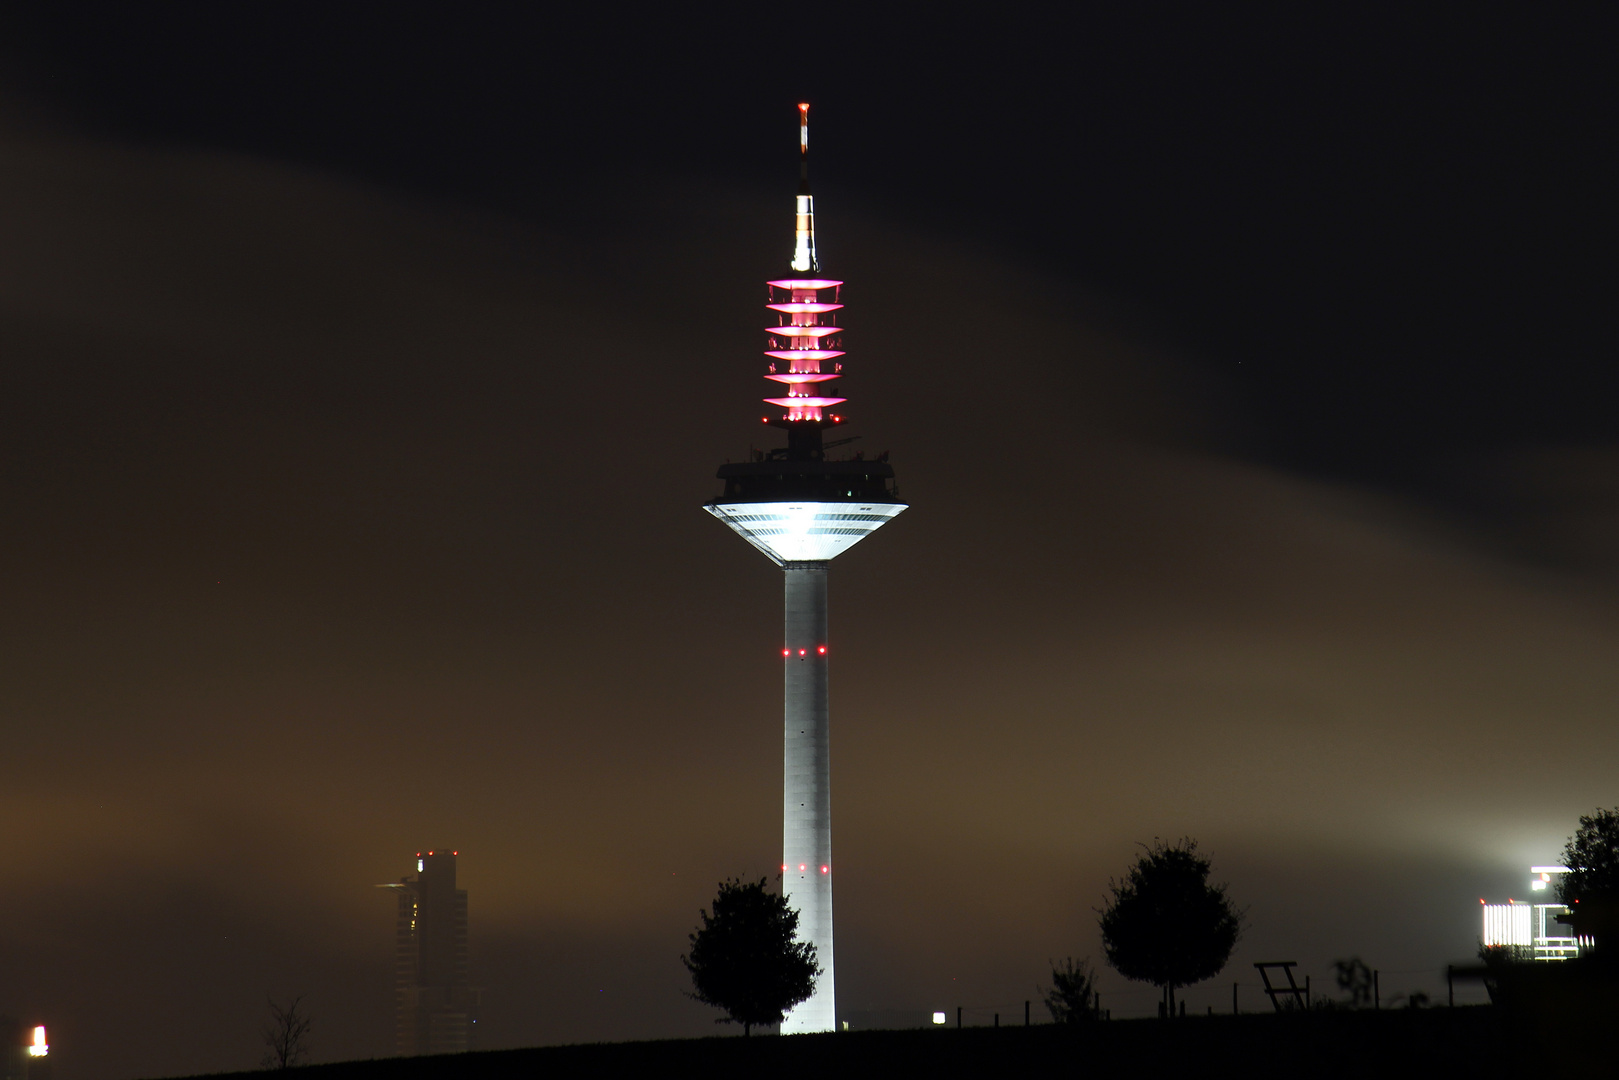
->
(174, 1008, 1568, 1080)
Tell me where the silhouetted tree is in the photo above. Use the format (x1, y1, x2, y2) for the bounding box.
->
(1560, 810, 1619, 898)
(1333, 956, 1373, 1007)
(1043, 956, 1099, 1023)
(260, 994, 311, 1069)
(1098, 838, 1242, 1017)
(1560, 808, 1619, 901)
(682, 878, 819, 1035)
(1557, 807, 1619, 948)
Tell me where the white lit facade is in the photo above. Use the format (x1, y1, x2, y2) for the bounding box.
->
(1479, 865, 1590, 960)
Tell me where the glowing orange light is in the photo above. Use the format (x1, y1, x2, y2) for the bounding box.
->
(799, 103, 809, 112)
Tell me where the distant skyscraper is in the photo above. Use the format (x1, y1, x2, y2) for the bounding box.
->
(705, 104, 907, 1033)
(0, 1020, 49, 1080)
(381, 851, 478, 1055)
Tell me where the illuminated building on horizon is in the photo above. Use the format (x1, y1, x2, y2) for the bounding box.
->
(0, 1021, 48, 1080)
(706, 103, 908, 1034)
(380, 851, 479, 1055)
(1479, 864, 1590, 960)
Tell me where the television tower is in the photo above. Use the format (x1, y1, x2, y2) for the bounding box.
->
(706, 103, 907, 1034)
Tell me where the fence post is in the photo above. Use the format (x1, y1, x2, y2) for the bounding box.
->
(1305, 975, 1311, 1010)
(1373, 970, 1379, 1010)
(1233, 981, 1238, 1014)
(956, 1006, 962, 1029)
(994, 1013, 999, 1028)
(1024, 1000, 1030, 1026)
(1447, 965, 1454, 1007)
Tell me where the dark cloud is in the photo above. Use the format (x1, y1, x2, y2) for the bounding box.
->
(0, 111, 1615, 1078)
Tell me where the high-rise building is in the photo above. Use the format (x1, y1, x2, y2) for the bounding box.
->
(705, 104, 908, 1034)
(0, 1020, 49, 1080)
(380, 851, 478, 1055)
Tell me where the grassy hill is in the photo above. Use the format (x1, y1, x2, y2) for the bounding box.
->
(179, 1007, 1562, 1080)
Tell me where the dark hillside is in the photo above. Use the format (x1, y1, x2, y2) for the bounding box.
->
(178, 1009, 1552, 1080)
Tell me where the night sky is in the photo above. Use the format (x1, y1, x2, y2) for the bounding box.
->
(1, 6, 1616, 1077)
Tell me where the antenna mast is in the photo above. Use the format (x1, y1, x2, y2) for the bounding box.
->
(792, 103, 818, 273)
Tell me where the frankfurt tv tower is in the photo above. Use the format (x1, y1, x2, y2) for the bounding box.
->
(706, 103, 907, 1034)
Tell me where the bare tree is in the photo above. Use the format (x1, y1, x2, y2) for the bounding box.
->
(261, 994, 312, 1070)
(1333, 957, 1374, 1008)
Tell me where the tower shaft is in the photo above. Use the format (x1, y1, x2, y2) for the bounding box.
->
(781, 562, 833, 1033)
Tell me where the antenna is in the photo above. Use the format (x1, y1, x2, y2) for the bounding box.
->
(792, 103, 818, 272)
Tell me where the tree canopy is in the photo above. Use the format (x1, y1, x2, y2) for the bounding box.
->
(682, 878, 819, 1035)
(1559, 808, 1619, 905)
(1099, 838, 1242, 1015)
(1556, 807, 1619, 949)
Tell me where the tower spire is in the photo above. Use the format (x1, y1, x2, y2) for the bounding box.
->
(792, 103, 818, 273)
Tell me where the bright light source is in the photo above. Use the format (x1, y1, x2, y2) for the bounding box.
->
(28, 1027, 46, 1057)
(820, 865, 828, 874)
(799, 864, 806, 871)
(417, 859, 424, 872)
(932, 1012, 947, 1025)
(782, 648, 790, 657)
(707, 501, 908, 564)
(1483, 903, 1533, 946)
(799, 648, 807, 656)
(1532, 880, 1547, 891)
(817, 645, 827, 654)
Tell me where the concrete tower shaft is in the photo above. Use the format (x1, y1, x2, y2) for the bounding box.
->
(781, 562, 833, 1033)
